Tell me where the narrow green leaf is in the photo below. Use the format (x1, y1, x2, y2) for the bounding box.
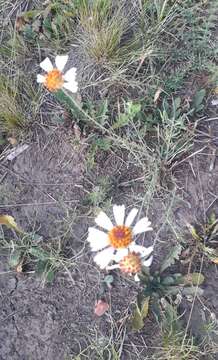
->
(36, 260, 48, 275)
(186, 223, 202, 241)
(160, 244, 182, 273)
(141, 297, 150, 318)
(45, 269, 55, 283)
(192, 89, 206, 110)
(151, 296, 161, 321)
(9, 250, 22, 268)
(130, 305, 144, 331)
(130, 296, 150, 331)
(29, 246, 50, 260)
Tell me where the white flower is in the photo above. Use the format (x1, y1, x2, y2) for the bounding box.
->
(107, 250, 153, 277)
(37, 55, 78, 93)
(87, 205, 153, 269)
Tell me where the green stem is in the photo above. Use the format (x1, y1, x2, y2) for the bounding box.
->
(54, 89, 153, 169)
(56, 89, 107, 132)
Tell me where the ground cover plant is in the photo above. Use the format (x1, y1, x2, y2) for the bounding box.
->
(0, 0, 218, 359)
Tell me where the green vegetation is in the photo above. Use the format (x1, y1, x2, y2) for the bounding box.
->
(0, 0, 218, 358)
(0, 77, 26, 132)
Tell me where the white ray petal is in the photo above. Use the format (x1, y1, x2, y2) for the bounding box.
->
(134, 274, 140, 282)
(55, 55, 69, 71)
(129, 243, 153, 258)
(143, 255, 153, 267)
(95, 211, 113, 231)
(133, 217, 152, 235)
(87, 227, 109, 251)
(64, 67, 77, 82)
(112, 248, 128, 263)
(93, 247, 114, 269)
(125, 208, 138, 227)
(63, 81, 78, 93)
(40, 57, 53, 72)
(37, 74, 45, 83)
(113, 205, 125, 226)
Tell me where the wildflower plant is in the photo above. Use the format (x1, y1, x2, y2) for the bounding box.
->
(87, 207, 205, 331)
(185, 213, 218, 265)
(131, 244, 205, 331)
(87, 204, 153, 271)
(36, 54, 108, 129)
(0, 214, 67, 284)
(37, 55, 78, 93)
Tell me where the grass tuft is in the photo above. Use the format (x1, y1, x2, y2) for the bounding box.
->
(0, 77, 26, 133)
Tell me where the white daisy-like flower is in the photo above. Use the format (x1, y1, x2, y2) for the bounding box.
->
(87, 205, 153, 269)
(37, 55, 78, 93)
(106, 250, 153, 276)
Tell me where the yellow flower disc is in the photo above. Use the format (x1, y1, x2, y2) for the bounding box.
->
(45, 69, 64, 91)
(108, 225, 132, 249)
(119, 252, 142, 274)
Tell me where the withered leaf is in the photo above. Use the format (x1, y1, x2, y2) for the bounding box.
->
(94, 300, 109, 316)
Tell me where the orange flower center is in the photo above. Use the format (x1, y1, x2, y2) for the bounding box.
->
(45, 69, 64, 91)
(119, 252, 141, 274)
(108, 225, 132, 249)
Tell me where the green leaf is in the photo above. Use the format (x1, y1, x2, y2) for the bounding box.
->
(182, 287, 204, 296)
(182, 273, 205, 286)
(20, 9, 41, 19)
(0, 137, 6, 145)
(9, 250, 22, 268)
(141, 265, 150, 277)
(160, 244, 182, 273)
(45, 269, 55, 282)
(36, 260, 55, 283)
(130, 297, 150, 331)
(112, 101, 142, 129)
(130, 305, 144, 331)
(165, 285, 181, 296)
(174, 97, 181, 110)
(29, 246, 50, 260)
(141, 297, 150, 318)
(151, 296, 161, 321)
(112, 113, 129, 129)
(162, 301, 181, 332)
(208, 212, 216, 225)
(54, 90, 84, 121)
(30, 233, 43, 243)
(23, 26, 37, 40)
(95, 138, 112, 151)
(186, 223, 202, 241)
(96, 100, 108, 125)
(161, 276, 176, 286)
(103, 275, 114, 287)
(128, 102, 141, 117)
(192, 89, 206, 111)
(36, 260, 48, 275)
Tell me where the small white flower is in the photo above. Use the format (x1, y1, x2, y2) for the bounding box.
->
(37, 55, 78, 93)
(107, 250, 153, 278)
(87, 204, 153, 269)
